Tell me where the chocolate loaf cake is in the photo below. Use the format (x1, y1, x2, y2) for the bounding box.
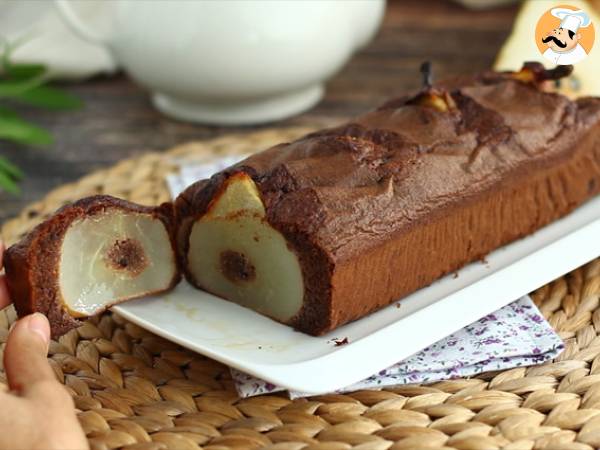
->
(176, 63, 600, 336)
(4, 196, 180, 337)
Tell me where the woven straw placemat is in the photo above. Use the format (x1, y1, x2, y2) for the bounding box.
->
(1, 127, 600, 450)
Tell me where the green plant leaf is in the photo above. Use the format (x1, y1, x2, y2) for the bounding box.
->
(0, 76, 45, 98)
(0, 155, 23, 180)
(0, 168, 20, 194)
(0, 37, 41, 75)
(4, 63, 46, 80)
(0, 105, 19, 119)
(0, 155, 23, 195)
(0, 114, 53, 146)
(14, 85, 82, 110)
(0, 40, 81, 196)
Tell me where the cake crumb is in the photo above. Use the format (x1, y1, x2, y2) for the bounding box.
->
(395, 302, 402, 309)
(480, 257, 489, 265)
(452, 272, 459, 279)
(331, 337, 349, 346)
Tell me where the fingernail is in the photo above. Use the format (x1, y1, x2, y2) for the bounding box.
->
(27, 313, 50, 345)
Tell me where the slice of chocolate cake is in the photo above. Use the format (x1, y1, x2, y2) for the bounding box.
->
(4, 196, 180, 337)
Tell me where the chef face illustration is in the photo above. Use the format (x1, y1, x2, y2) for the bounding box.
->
(540, 7, 592, 65)
(542, 26, 580, 53)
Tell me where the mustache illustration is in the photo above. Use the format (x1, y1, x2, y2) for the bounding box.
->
(542, 35, 567, 48)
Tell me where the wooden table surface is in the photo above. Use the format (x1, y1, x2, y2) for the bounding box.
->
(0, 0, 519, 224)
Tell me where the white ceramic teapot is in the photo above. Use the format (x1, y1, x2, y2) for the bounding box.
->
(55, 0, 385, 125)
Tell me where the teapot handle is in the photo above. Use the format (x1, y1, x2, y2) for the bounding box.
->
(54, 0, 111, 45)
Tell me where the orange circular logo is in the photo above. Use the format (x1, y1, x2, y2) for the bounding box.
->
(535, 4, 595, 65)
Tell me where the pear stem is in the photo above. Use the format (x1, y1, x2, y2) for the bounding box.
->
(420, 61, 433, 89)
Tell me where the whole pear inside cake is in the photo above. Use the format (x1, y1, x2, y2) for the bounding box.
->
(59, 210, 177, 317)
(186, 172, 304, 322)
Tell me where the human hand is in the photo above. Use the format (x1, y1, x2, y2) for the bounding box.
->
(1, 242, 88, 450)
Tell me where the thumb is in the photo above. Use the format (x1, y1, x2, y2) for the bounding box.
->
(3, 313, 55, 393)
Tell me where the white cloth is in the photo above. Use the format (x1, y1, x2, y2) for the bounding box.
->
(0, 0, 117, 80)
(543, 43, 588, 65)
(166, 154, 248, 197)
(233, 296, 563, 398)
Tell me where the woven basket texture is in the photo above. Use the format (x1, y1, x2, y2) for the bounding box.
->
(1, 127, 600, 450)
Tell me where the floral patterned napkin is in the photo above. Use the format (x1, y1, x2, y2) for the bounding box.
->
(232, 296, 563, 399)
(166, 154, 248, 197)
(166, 159, 564, 399)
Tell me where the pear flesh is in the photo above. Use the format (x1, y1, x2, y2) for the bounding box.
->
(59, 210, 177, 317)
(187, 173, 304, 322)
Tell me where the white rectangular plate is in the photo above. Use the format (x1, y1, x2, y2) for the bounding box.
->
(114, 196, 600, 394)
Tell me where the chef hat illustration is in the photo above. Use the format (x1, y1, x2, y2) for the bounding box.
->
(551, 7, 591, 33)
